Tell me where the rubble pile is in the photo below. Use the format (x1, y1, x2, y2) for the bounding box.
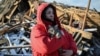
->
(0, 0, 36, 55)
(0, 0, 100, 56)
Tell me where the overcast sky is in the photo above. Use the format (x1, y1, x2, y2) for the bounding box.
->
(44, 0, 100, 12)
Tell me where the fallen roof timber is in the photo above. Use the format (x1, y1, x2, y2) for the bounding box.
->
(62, 24, 92, 39)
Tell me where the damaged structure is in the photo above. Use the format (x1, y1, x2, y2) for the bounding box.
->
(0, 0, 100, 56)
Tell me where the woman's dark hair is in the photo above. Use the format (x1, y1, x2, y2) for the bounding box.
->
(41, 4, 56, 25)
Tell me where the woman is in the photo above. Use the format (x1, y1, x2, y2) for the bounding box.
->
(30, 3, 77, 56)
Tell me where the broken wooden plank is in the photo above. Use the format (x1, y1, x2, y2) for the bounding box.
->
(6, 4, 18, 19)
(0, 45, 31, 49)
(62, 24, 92, 39)
(0, 0, 16, 20)
(82, 0, 91, 30)
(6, 0, 21, 19)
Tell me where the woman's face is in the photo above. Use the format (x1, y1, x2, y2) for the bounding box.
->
(45, 7, 54, 21)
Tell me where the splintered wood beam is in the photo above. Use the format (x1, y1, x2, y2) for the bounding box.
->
(69, 12, 74, 26)
(6, 5, 18, 19)
(28, 0, 33, 16)
(0, 4, 10, 20)
(82, 0, 91, 30)
(14, 0, 21, 5)
(6, 0, 21, 19)
(62, 24, 92, 39)
(24, 15, 33, 21)
(73, 13, 81, 21)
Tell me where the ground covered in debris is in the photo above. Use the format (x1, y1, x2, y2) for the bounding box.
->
(0, 0, 100, 56)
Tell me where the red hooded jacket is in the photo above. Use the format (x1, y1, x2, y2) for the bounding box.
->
(30, 3, 77, 56)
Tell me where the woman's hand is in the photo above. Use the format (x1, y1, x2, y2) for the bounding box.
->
(61, 49, 73, 56)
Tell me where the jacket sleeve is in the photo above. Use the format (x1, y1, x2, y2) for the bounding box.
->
(31, 27, 65, 54)
(68, 33, 77, 56)
(62, 29, 77, 56)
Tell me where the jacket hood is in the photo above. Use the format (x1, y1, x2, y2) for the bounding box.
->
(36, 3, 61, 29)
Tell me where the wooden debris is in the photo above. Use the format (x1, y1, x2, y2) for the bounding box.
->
(62, 24, 92, 39)
(0, 36, 9, 45)
(0, 45, 31, 49)
(0, 0, 100, 55)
